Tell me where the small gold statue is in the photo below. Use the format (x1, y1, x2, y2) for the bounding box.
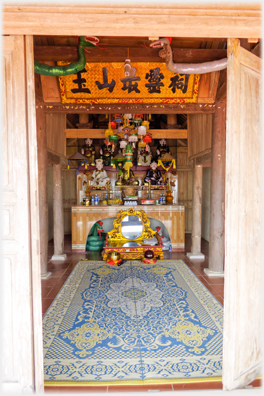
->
(115, 166, 139, 186)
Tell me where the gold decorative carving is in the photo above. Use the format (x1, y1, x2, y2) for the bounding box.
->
(107, 208, 157, 243)
(103, 248, 164, 262)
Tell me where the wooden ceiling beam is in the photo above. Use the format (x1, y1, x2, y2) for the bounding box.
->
(3, 5, 261, 38)
(65, 128, 188, 139)
(34, 46, 227, 63)
(37, 103, 215, 114)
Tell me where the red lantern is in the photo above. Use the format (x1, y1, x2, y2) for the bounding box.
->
(143, 135, 152, 143)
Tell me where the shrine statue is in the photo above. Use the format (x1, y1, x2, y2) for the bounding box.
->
(81, 138, 96, 166)
(156, 138, 170, 161)
(115, 167, 139, 186)
(144, 161, 163, 185)
(115, 160, 139, 186)
(137, 145, 152, 166)
(90, 159, 110, 187)
(169, 170, 178, 203)
(100, 139, 114, 166)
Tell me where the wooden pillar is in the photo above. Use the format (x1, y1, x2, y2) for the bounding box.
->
(51, 162, 67, 260)
(187, 161, 205, 259)
(204, 102, 226, 276)
(77, 113, 90, 128)
(36, 109, 50, 278)
(79, 114, 89, 124)
(167, 114, 178, 128)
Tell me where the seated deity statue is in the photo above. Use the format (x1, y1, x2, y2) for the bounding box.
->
(90, 159, 110, 187)
(156, 138, 170, 161)
(115, 161, 139, 186)
(123, 168, 139, 186)
(137, 146, 152, 166)
(144, 161, 163, 185)
(100, 139, 113, 166)
(81, 138, 96, 166)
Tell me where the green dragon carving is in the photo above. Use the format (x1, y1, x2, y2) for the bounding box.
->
(86, 221, 106, 251)
(34, 36, 97, 76)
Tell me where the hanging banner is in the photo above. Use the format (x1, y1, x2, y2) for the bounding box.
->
(58, 62, 200, 104)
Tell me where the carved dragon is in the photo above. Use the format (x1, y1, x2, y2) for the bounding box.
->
(34, 36, 98, 76)
(150, 37, 228, 74)
(85, 221, 106, 251)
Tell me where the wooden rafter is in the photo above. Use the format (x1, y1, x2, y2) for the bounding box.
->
(66, 118, 75, 129)
(65, 128, 188, 139)
(34, 46, 227, 63)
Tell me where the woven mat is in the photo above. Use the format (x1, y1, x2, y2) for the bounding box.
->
(43, 260, 223, 386)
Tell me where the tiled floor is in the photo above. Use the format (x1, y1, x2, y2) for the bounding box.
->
(42, 234, 261, 393)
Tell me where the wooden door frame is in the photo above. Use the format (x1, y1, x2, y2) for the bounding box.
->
(2, 3, 261, 391)
(2, 35, 43, 393)
(223, 37, 262, 390)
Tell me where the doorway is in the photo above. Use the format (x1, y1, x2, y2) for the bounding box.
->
(2, 4, 261, 392)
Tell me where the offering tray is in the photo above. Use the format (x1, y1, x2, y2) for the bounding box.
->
(123, 196, 138, 200)
(107, 199, 122, 206)
(142, 185, 166, 190)
(139, 199, 156, 205)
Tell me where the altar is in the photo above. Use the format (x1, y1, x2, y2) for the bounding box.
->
(71, 204, 185, 252)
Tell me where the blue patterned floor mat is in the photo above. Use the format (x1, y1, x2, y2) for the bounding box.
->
(43, 260, 223, 385)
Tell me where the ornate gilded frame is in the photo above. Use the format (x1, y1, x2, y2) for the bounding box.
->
(107, 208, 157, 242)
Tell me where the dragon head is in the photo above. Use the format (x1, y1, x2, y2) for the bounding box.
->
(149, 38, 172, 62)
(79, 36, 99, 48)
(97, 221, 104, 230)
(149, 37, 172, 48)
